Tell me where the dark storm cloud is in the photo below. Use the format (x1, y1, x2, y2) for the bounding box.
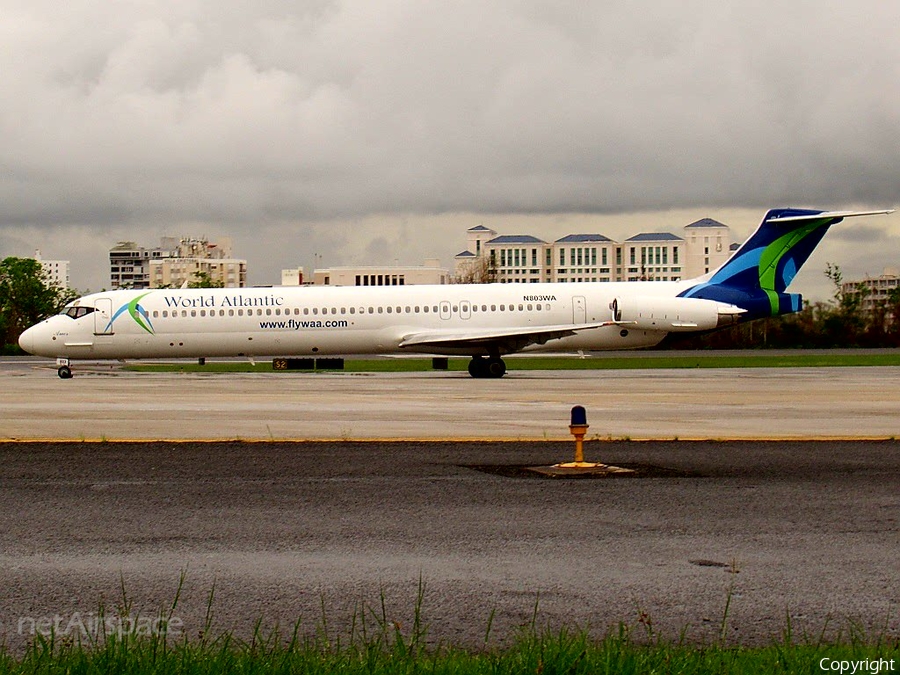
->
(0, 0, 897, 290)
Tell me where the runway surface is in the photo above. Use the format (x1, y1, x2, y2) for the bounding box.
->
(2, 362, 899, 650)
(4, 361, 900, 439)
(0, 440, 898, 650)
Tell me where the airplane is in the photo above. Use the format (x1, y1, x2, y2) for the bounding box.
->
(18, 207, 893, 379)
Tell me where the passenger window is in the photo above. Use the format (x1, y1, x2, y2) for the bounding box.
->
(228, 309, 234, 316)
(313, 308, 318, 315)
(518, 304, 524, 311)
(386, 306, 392, 313)
(491, 305, 496, 311)
(191, 310, 197, 317)
(200, 310, 206, 317)
(423, 306, 429, 313)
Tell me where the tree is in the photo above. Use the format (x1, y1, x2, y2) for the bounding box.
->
(188, 271, 224, 288)
(0, 257, 77, 350)
(453, 256, 497, 284)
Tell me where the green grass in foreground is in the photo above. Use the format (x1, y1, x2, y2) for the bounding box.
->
(3, 612, 899, 675)
(2, 619, 898, 675)
(125, 351, 900, 373)
(2, 581, 898, 675)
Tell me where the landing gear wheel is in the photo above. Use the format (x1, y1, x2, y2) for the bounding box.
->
(468, 356, 488, 378)
(57, 366, 73, 379)
(467, 356, 507, 378)
(486, 358, 507, 378)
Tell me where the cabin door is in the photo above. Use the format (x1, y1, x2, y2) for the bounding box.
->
(94, 298, 114, 335)
(459, 301, 471, 320)
(572, 296, 586, 324)
(439, 301, 451, 320)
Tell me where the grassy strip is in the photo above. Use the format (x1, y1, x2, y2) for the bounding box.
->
(2, 579, 897, 674)
(3, 617, 898, 674)
(124, 351, 900, 373)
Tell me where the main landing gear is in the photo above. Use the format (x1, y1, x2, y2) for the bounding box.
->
(467, 356, 507, 378)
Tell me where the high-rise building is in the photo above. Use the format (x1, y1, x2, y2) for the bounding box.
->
(33, 249, 70, 289)
(109, 237, 246, 289)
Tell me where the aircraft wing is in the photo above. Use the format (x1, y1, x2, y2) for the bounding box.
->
(398, 320, 619, 353)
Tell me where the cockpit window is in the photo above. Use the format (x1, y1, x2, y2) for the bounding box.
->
(61, 306, 95, 319)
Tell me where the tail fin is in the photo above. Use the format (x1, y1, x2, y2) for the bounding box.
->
(680, 208, 893, 319)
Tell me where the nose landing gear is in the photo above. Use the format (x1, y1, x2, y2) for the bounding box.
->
(56, 359, 73, 379)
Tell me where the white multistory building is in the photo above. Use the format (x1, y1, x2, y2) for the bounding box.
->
(454, 218, 733, 284)
(33, 249, 70, 289)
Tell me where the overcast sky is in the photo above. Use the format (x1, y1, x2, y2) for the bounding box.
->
(1, 0, 897, 300)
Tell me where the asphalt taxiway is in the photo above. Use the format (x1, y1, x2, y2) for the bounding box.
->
(3, 360, 900, 440)
(0, 440, 897, 650)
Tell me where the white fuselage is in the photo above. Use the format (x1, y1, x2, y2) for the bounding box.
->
(20, 280, 704, 361)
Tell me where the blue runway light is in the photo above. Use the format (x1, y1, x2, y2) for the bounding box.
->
(570, 405, 587, 426)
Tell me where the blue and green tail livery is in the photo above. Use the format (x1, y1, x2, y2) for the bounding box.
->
(680, 209, 892, 321)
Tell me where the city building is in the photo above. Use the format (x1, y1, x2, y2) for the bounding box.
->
(281, 267, 306, 286)
(622, 233, 684, 281)
(682, 218, 732, 277)
(109, 237, 246, 289)
(33, 249, 70, 289)
(454, 217, 730, 283)
(842, 268, 900, 315)
(312, 259, 449, 286)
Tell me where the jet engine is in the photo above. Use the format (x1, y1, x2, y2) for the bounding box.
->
(610, 296, 744, 332)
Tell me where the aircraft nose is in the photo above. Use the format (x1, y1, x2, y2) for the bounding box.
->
(18, 325, 35, 354)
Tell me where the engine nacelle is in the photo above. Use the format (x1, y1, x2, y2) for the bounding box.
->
(610, 296, 742, 332)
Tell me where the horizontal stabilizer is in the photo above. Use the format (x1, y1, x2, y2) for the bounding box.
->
(768, 209, 894, 223)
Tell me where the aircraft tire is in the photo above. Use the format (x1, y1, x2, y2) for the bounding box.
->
(468, 357, 488, 378)
(57, 366, 73, 379)
(486, 358, 506, 378)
